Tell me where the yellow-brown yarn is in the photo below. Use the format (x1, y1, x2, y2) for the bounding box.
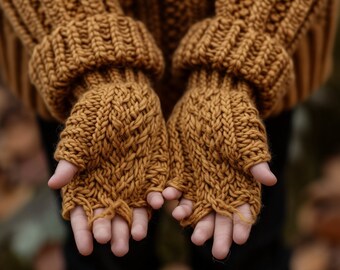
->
(0, 0, 164, 122)
(0, 0, 335, 118)
(168, 71, 269, 226)
(0, 0, 168, 226)
(167, 0, 330, 226)
(174, 0, 328, 118)
(0, 0, 336, 229)
(57, 69, 169, 226)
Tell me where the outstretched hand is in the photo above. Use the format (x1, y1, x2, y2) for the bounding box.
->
(163, 162, 276, 260)
(48, 160, 164, 256)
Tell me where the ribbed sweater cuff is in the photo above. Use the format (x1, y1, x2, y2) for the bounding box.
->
(28, 14, 164, 122)
(173, 17, 294, 117)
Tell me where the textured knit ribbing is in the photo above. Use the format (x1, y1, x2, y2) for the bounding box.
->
(173, 16, 293, 118)
(173, 0, 327, 117)
(0, 0, 169, 226)
(0, 0, 164, 122)
(0, 0, 336, 228)
(0, 1, 335, 121)
(57, 68, 169, 225)
(30, 14, 163, 122)
(0, 11, 52, 119)
(168, 0, 329, 226)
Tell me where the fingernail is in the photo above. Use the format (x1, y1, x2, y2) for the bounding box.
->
(212, 250, 231, 265)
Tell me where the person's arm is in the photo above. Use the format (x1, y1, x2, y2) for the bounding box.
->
(1, 0, 168, 256)
(164, 0, 328, 259)
(174, 0, 326, 117)
(1, 0, 163, 121)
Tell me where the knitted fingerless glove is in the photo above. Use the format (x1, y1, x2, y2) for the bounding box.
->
(168, 0, 326, 226)
(1, 0, 168, 225)
(168, 71, 269, 226)
(56, 68, 168, 225)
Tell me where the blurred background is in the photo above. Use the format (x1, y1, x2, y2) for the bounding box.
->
(0, 11, 340, 270)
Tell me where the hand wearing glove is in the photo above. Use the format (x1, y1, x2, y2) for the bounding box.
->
(51, 69, 169, 256)
(163, 0, 327, 259)
(164, 71, 275, 260)
(1, 0, 168, 256)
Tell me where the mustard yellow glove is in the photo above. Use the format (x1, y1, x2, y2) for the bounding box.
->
(55, 69, 168, 226)
(168, 70, 270, 226)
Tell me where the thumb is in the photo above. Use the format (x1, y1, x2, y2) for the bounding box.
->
(250, 162, 277, 186)
(48, 160, 78, 189)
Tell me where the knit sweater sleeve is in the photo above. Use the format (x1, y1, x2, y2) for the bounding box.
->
(167, 0, 327, 226)
(0, 0, 169, 226)
(0, 0, 163, 121)
(173, 0, 327, 117)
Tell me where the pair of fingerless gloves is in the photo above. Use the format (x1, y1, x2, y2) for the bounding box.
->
(0, 0, 325, 227)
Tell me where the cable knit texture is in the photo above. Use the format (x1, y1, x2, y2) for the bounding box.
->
(29, 14, 164, 122)
(56, 69, 168, 225)
(0, 0, 334, 228)
(1, 0, 164, 122)
(173, 0, 326, 117)
(168, 0, 328, 226)
(168, 71, 269, 225)
(0, 0, 168, 226)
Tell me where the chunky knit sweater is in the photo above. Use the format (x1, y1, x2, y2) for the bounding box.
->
(0, 0, 337, 227)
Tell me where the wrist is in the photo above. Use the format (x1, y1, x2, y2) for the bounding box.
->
(29, 14, 163, 122)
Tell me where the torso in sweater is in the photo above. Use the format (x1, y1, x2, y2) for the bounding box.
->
(0, 0, 337, 120)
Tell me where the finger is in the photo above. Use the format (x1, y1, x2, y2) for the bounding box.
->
(172, 198, 193, 221)
(162, 187, 182, 200)
(250, 162, 277, 186)
(233, 204, 253, 245)
(92, 208, 111, 244)
(191, 213, 215, 246)
(70, 206, 93, 256)
(131, 208, 148, 241)
(147, 192, 164, 209)
(111, 215, 129, 257)
(48, 160, 78, 189)
(212, 214, 233, 260)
